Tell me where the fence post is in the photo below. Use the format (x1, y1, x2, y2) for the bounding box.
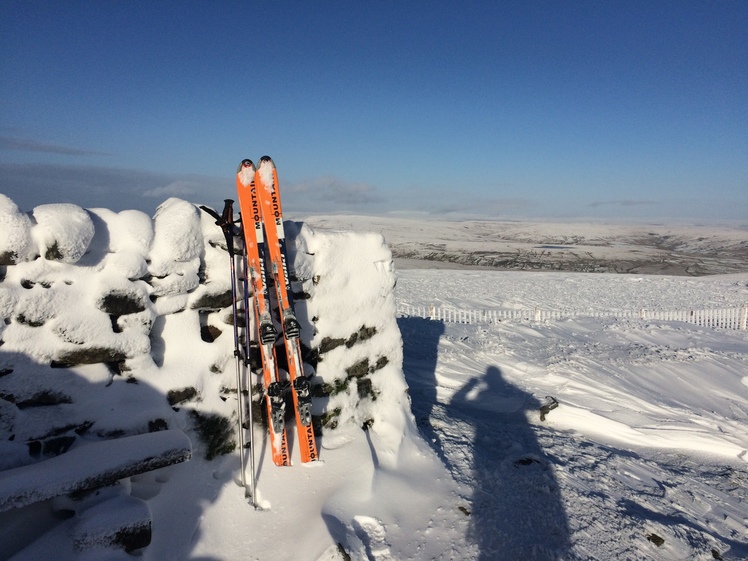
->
(741, 305, 747, 331)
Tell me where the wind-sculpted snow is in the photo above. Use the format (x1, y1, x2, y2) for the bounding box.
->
(289, 223, 411, 453)
(31, 204, 95, 264)
(398, 270, 748, 560)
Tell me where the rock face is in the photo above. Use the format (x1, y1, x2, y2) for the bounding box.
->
(0, 195, 411, 556)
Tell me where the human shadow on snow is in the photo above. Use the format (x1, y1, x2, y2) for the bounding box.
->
(451, 366, 571, 560)
(399, 317, 572, 560)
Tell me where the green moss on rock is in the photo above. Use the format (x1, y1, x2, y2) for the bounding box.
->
(189, 410, 236, 460)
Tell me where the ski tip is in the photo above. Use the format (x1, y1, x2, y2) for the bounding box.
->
(236, 159, 255, 187)
(255, 156, 276, 189)
(238, 159, 255, 172)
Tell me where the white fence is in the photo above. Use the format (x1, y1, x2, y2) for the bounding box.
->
(396, 304, 748, 331)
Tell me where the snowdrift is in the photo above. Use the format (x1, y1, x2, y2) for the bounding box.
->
(0, 194, 454, 560)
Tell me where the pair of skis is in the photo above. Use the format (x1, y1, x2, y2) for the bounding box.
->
(202, 157, 317, 507)
(234, 157, 318, 470)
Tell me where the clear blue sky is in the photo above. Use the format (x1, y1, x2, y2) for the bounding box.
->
(1, 1, 746, 221)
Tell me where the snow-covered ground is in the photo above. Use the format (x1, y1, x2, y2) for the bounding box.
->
(299, 214, 748, 276)
(398, 270, 748, 560)
(1, 199, 747, 560)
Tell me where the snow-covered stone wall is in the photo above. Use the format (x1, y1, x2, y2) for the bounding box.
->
(0, 193, 410, 471)
(289, 222, 409, 453)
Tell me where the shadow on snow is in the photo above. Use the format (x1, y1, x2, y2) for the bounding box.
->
(0, 351, 229, 561)
(398, 317, 572, 560)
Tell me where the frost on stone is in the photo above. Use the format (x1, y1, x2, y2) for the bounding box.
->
(32, 203, 95, 264)
(147, 198, 202, 296)
(187, 207, 235, 311)
(0, 194, 35, 264)
(96, 284, 149, 316)
(149, 198, 202, 274)
(72, 494, 153, 553)
(292, 223, 408, 453)
(0, 430, 191, 512)
(14, 285, 65, 327)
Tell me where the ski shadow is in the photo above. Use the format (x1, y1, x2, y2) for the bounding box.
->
(450, 365, 571, 560)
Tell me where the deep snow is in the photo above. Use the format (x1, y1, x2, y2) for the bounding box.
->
(1, 197, 747, 560)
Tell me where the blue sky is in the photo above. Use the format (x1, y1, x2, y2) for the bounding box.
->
(1, 1, 746, 222)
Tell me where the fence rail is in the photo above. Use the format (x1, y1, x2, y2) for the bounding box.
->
(396, 304, 748, 331)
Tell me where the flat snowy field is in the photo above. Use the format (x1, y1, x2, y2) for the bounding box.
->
(396, 268, 748, 560)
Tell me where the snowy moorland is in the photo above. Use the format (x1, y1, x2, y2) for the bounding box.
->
(299, 214, 748, 276)
(1, 195, 747, 560)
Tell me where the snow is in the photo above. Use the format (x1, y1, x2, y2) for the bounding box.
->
(1, 197, 747, 560)
(290, 222, 410, 453)
(237, 160, 255, 187)
(149, 197, 202, 279)
(0, 194, 35, 264)
(31, 203, 95, 264)
(396, 269, 748, 313)
(297, 214, 748, 276)
(0, 430, 190, 512)
(257, 157, 276, 193)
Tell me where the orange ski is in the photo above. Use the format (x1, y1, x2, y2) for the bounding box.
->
(235, 159, 290, 467)
(255, 156, 318, 463)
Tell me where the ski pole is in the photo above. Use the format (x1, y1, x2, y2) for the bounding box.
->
(239, 245, 258, 502)
(200, 201, 257, 506)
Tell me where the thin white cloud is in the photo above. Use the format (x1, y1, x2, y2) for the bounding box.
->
(0, 135, 112, 157)
(0, 163, 743, 222)
(430, 198, 536, 215)
(588, 200, 657, 208)
(142, 180, 200, 198)
(283, 175, 385, 211)
(0, 163, 229, 215)
(286, 175, 382, 203)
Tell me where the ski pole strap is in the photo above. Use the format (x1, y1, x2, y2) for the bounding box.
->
(199, 199, 234, 227)
(199, 200, 236, 255)
(198, 204, 223, 224)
